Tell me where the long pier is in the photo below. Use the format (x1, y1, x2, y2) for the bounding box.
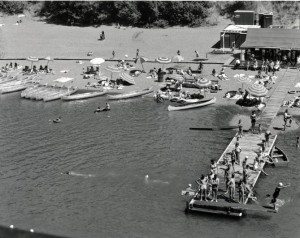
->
(187, 68, 299, 216)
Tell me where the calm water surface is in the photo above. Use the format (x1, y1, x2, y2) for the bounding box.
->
(0, 93, 299, 238)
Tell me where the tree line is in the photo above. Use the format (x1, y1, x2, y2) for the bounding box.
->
(0, 1, 299, 28)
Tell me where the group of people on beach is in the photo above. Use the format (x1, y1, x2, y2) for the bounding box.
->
(1, 62, 19, 72)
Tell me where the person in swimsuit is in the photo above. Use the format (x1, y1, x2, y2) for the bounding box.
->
(227, 174, 236, 202)
(238, 180, 245, 204)
(271, 182, 290, 211)
(250, 111, 257, 133)
(211, 174, 219, 202)
(235, 142, 242, 165)
(196, 175, 208, 201)
(210, 159, 218, 174)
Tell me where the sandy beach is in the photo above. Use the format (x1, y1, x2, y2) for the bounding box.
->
(1, 14, 300, 134)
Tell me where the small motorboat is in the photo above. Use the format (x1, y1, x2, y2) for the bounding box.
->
(168, 97, 216, 111)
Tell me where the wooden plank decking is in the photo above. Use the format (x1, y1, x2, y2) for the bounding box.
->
(189, 68, 299, 215)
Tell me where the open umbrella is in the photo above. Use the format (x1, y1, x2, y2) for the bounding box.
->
(90, 57, 105, 77)
(172, 55, 184, 63)
(105, 65, 121, 80)
(246, 83, 268, 97)
(119, 72, 135, 85)
(42, 56, 53, 67)
(134, 56, 148, 72)
(156, 57, 171, 64)
(26, 56, 39, 69)
(197, 78, 212, 88)
(234, 74, 252, 90)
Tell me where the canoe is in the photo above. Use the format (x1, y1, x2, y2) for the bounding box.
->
(270, 146, 289, 166)
(44, 88, 78, 102)
(61, 91, 107, 101)
(0, 85, 28, 94)
(108, 87, 153, 100)
(168, 97, 216, 111)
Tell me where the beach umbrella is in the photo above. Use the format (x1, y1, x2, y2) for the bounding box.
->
(119, 72, 135, 85)
(246, 83, 268, 97)
(172, 55, 184, 63)
(234, 74, 252, 90)
(168, 74, 184, 83)
(41, 56, 53, 67)
(156, 57, 171, 64)
(26, 56, 39, 69)
(105, 65, 121, 80)
(134, 56, 148, 72)
(90, 57, 105, 66)
(197, 78, 212, 88)
(90, 57, 105, 77)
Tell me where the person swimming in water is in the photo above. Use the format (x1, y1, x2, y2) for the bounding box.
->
(53, 116, 62, 123)
(62, 171, 95, 178)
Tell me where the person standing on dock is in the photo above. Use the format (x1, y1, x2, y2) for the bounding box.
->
(237, 119, 243, 138)
(196, 175, 208, 201)
(235, 142, 242, 165)
(211, 174, 219, 202)
(283, 109, 291, 131)
(250, 111, 257, 133)
(238, 180, 245, 204)
(210, 159, 218, 174)
(227, 174, 236, 202)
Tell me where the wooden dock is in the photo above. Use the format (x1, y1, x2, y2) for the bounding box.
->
(187, 68, 299, 216)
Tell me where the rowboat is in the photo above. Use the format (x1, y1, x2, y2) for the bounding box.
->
(168, 97, 216, 111)
(61, 91, 107, 101)
(270, 146, 289, 166)
(108, 87, 153, 100)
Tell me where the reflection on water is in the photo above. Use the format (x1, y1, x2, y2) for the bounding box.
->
(0, 94, 299, 238)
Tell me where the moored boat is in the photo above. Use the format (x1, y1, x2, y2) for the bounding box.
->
(61, 91, 107, 101)
(168, 97, 216, 111)
(108, 87, 153, 100)
(0, 85, 28, 94)
(44, 87, 78, 102)
(270, 146, 289, 166)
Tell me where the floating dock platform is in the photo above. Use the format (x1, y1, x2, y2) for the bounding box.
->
(185, 68, 299, 216)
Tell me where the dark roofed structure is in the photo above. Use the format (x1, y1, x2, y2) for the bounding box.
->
(241, 28, 300, 50)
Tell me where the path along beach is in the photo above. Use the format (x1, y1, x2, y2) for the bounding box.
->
(0, 15, 300, 238)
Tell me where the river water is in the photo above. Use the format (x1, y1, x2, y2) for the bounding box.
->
(0, 93, 299, 238)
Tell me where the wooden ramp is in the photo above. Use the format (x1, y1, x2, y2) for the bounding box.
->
(258, 68, 299, 128)
(187, 68, 299, 216)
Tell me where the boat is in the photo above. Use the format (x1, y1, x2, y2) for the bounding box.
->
(0, 85, 28, 94)
(108, 87, 153, 100)
(167, 97, 216, 111)
(61, 91, 107, 101)
(44, 87, 78, 102)
(270, 146, 289, 166)
(94, 108, 111, 113)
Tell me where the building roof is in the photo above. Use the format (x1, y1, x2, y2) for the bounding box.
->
(222, 24, 261, 33)
(241, 28, 300, 50)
